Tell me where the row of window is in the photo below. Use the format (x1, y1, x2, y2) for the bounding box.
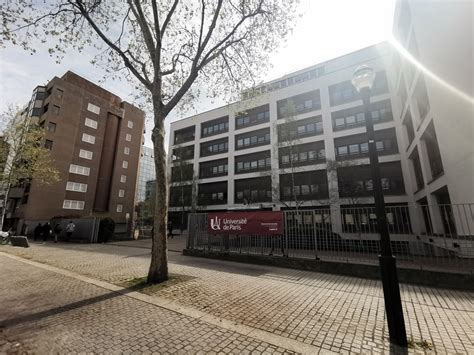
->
(236, 131, 271, 149)
(65, 182, 125, 197)
(69, 163, 128, 183)
(173, 72, 388, 146)
(282, 184, 321, 198)
(202, 122, 228, 137)
(332, 100, 393, 131)
(236, 157, 271, 174)
(242, 66, 325, 100)
(336, 140, 393, 157)
(63, 199, 125, 212)
(281, 149, 326, 166)
(236, 189, 272, 202)
(236, 107, 270, 128)
(338, 177, 402, 196)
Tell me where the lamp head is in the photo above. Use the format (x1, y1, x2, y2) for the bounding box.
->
(351, 65, 376, 92)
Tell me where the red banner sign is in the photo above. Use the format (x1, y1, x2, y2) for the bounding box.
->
(207, 211, 283, 235)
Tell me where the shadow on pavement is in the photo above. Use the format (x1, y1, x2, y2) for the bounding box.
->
(0, 287, 135, 329)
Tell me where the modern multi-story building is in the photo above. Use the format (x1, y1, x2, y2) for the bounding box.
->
(5, 71, 145, 235)
(168, 43, 409, 230)
(391, 0, 473, 238)
(167, 0, 473, 244)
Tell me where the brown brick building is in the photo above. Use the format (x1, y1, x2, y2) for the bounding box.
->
(6, 72, 145, 235)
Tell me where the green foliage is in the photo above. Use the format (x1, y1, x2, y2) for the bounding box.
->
(0, 105, 60, 188)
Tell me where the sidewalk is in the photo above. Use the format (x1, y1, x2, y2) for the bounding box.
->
(0, 254, 294, 354)
(109, 234, 186, 252)
(1, 241, 473, 354)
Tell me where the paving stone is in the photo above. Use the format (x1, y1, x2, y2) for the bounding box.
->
(1, 242, 473, 354)
(0, 254, 294, 354)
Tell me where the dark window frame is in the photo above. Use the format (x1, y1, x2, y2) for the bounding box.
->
(235, 104, 270, 130)
(235, 128, 270, 150)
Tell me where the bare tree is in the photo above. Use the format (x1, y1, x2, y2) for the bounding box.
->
(2, 1, 299, 283)
(271, 101, 305, 210)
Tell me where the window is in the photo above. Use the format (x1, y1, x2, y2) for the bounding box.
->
(52, 105, 60, 115)
(172, 146, 194, 160)
(235, 151, 271, 174)
(422, 122, 443, 179)
(200, 138, 228, 157)
(122, 161, 128, 169)
(338, 162, 405, 197)
(335, 128, 397, 160)
(82, 133, 95, 144)
(116, 204, 123, 212)
(403, 109, 415, 146)
(279, 170, 328, 200)
(174, 126, 195, 144)
(414, 75, 430, 121)
(79, 149, 93, 160)
(120, 175, 127, 183)
(199, 159, 228, 178)
(124, 147, 130, 155)
(127, 120, 133, 128)
(44, 139, 53, 150)
(277, 90, 321, 119)
(332, 99, 393, 131)
(66, 181, 87, 193)
(198, 182, 228, 205)
(85, 118, 98, 129)
(118, 189, 125, 197)
(201, 116, 229, 137)
(349, 144, 359, 155)
(87, 103, 100, 114)
(278, 116, 323, 141)
(63, 199, 85, 210)
(236, 128, 270, 150)
(125, 133, 132, 142)
(234, 177, 272, 203)
(56, 88, 63, 99)
(47, 122, 56, 133)
(235, 105, 270, 129)
(338, 146, 348, 156)
(279, 141, 325, 168)
(410, 148, 424, 191)
(69, 164, 90, 176)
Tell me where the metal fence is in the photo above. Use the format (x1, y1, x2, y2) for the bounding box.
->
(187, 204, 474, 274)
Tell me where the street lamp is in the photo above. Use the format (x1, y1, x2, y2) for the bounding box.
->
(352, 65, 408, 347)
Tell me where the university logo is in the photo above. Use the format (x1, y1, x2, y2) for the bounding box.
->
(210, 217, 222, 230)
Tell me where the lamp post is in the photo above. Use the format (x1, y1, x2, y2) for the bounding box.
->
(352, 65, 407, 347)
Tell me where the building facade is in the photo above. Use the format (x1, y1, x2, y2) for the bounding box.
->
(168, 1, 473, 243)
(168, 43, 412, 231)
(136, 146, 156, 203)
(5, 71, 145, 235)
(391, 0, 474, 238)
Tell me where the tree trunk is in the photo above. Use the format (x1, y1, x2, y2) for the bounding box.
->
(147, 108, 169, 284)
(0, 185, 10, 232)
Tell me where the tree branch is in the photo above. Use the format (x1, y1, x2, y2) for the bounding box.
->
(128, 0, 156, 63)
(71, 0, 152, 89)
(160, 0, 179, 39)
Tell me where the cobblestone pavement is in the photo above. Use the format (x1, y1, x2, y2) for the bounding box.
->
(0, 254, 294, 354)
(1, 241, 473, 354)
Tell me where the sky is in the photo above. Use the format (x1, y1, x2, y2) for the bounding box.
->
(0, 0, 396, 147)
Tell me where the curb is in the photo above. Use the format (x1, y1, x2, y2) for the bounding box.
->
(0, 251, 328, 355)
